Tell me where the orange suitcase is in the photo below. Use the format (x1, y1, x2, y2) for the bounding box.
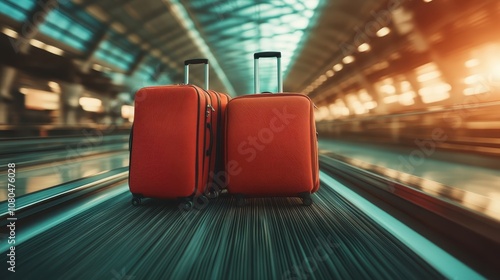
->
(129, 59, 229, 209)
(225, 52, 319, 206)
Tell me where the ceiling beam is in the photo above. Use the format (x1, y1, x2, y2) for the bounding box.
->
(163, 0, 236, 95)
(127, 51, 147, 76)
(109, 8, 168, 39)
(194, 2, 258, 27)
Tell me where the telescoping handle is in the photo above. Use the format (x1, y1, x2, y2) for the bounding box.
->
(254, 51, 282, 93)
(184, 58, 209, 90)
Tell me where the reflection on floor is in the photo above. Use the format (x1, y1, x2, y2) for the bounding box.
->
(319, 139, 500, 220)
(6, 181, 447, 279)
(0, 151, 129, 201)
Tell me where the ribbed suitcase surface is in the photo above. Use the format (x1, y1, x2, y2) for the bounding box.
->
(225, 52, 319, 205)
(129, 85, 211, 199)
(225, 93, 319, 196)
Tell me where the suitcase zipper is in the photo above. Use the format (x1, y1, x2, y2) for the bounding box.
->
(206, 104, 215, 117)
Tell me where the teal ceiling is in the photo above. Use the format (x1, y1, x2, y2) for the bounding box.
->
(183, 0, 323, 94)
(0, 0, 386, 97)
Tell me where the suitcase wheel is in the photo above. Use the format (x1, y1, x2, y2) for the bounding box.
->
(235, 195, 245, 207)
(300, 192, 313, 206)
(132, 197, 142, 206)
(207, 186, 219, 199)
(180, 200, 194, 211)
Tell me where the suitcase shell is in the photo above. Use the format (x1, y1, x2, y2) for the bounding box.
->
(225, 93, 319, 197)
(129, 85, 214, 199)
(225, 52, 319, 203)
(129, 58, 230, 203)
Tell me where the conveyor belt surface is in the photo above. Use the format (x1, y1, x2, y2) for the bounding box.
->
(2, 181, 444, 280)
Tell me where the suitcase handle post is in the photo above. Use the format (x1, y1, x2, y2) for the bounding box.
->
(254, 51, 282, 94)
(184, 58, 209, 90)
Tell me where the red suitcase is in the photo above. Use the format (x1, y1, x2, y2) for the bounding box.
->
(225, 52, 319, 206)
(129, 59, 229, 208)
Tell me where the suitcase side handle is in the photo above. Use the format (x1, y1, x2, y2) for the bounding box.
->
(206, 123, 213, 156)
(184, 58, 209, 90)
(254, 51, 282, 94)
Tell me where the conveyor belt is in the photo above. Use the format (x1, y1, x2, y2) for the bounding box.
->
(3, 180, 444, 279)
(0, 136, 129, 168)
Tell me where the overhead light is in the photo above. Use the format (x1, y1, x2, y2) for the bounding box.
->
(399, 92, 416, 106)
(1, 27, 18, 38)
(326, 70, 334, 77)
(121, 105, 134, 122)
(28, 39, 64, 55)
(30, 39, 45, 49)
(383, 95, 399, 104)
(357, 43, 371, 52)
(389, 52, 401, 60)
(364, 101, 377, 110)
(19, 88, 60, 110)
(358, 90, 373, 102)
(419, 83, 451, 103)
(353, 103, 367, 115)
(333, 63, 343, 72)
(111, 22, 126, 34)
(465, 59, 480, 68)
(48, 81, 60, 93)
(417, 71, 441, 82)
(380, 84, 396, 94)
(79, 97, 102, 112)
(463, 88, 476, 96)
(376, 27, 391, 37)
(423, 0, 433, 2)
(342, 56, 355, 64)
(151, 48, 162, 57)
(44, 45, 64, 56)
(319, 74, 327, 82)
(464, 75, 481, 85)
(93, 64, 103, 71)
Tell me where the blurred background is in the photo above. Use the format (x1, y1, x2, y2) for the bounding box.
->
(1, 0, 498, 205)
(0, 0, 499, 278)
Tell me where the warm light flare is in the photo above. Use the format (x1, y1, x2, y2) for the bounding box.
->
(121, 105, 134, 122)
(1, 27, 18, 38)
(358, 43, 371, 52)
(20, 88, 59, 110)
(342, 56, 355, 64)
(380, 84, 396, 95)
(417, 71, 441, 82)
(383, 95, 399, 104)
(419, 83, 451, 103)
(79, 97, 102, 112)
(376, 27, 391, 37)
(333, 64, 343, 72)
(465, 59, 480, 68)
(30, 39, 45, 49)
